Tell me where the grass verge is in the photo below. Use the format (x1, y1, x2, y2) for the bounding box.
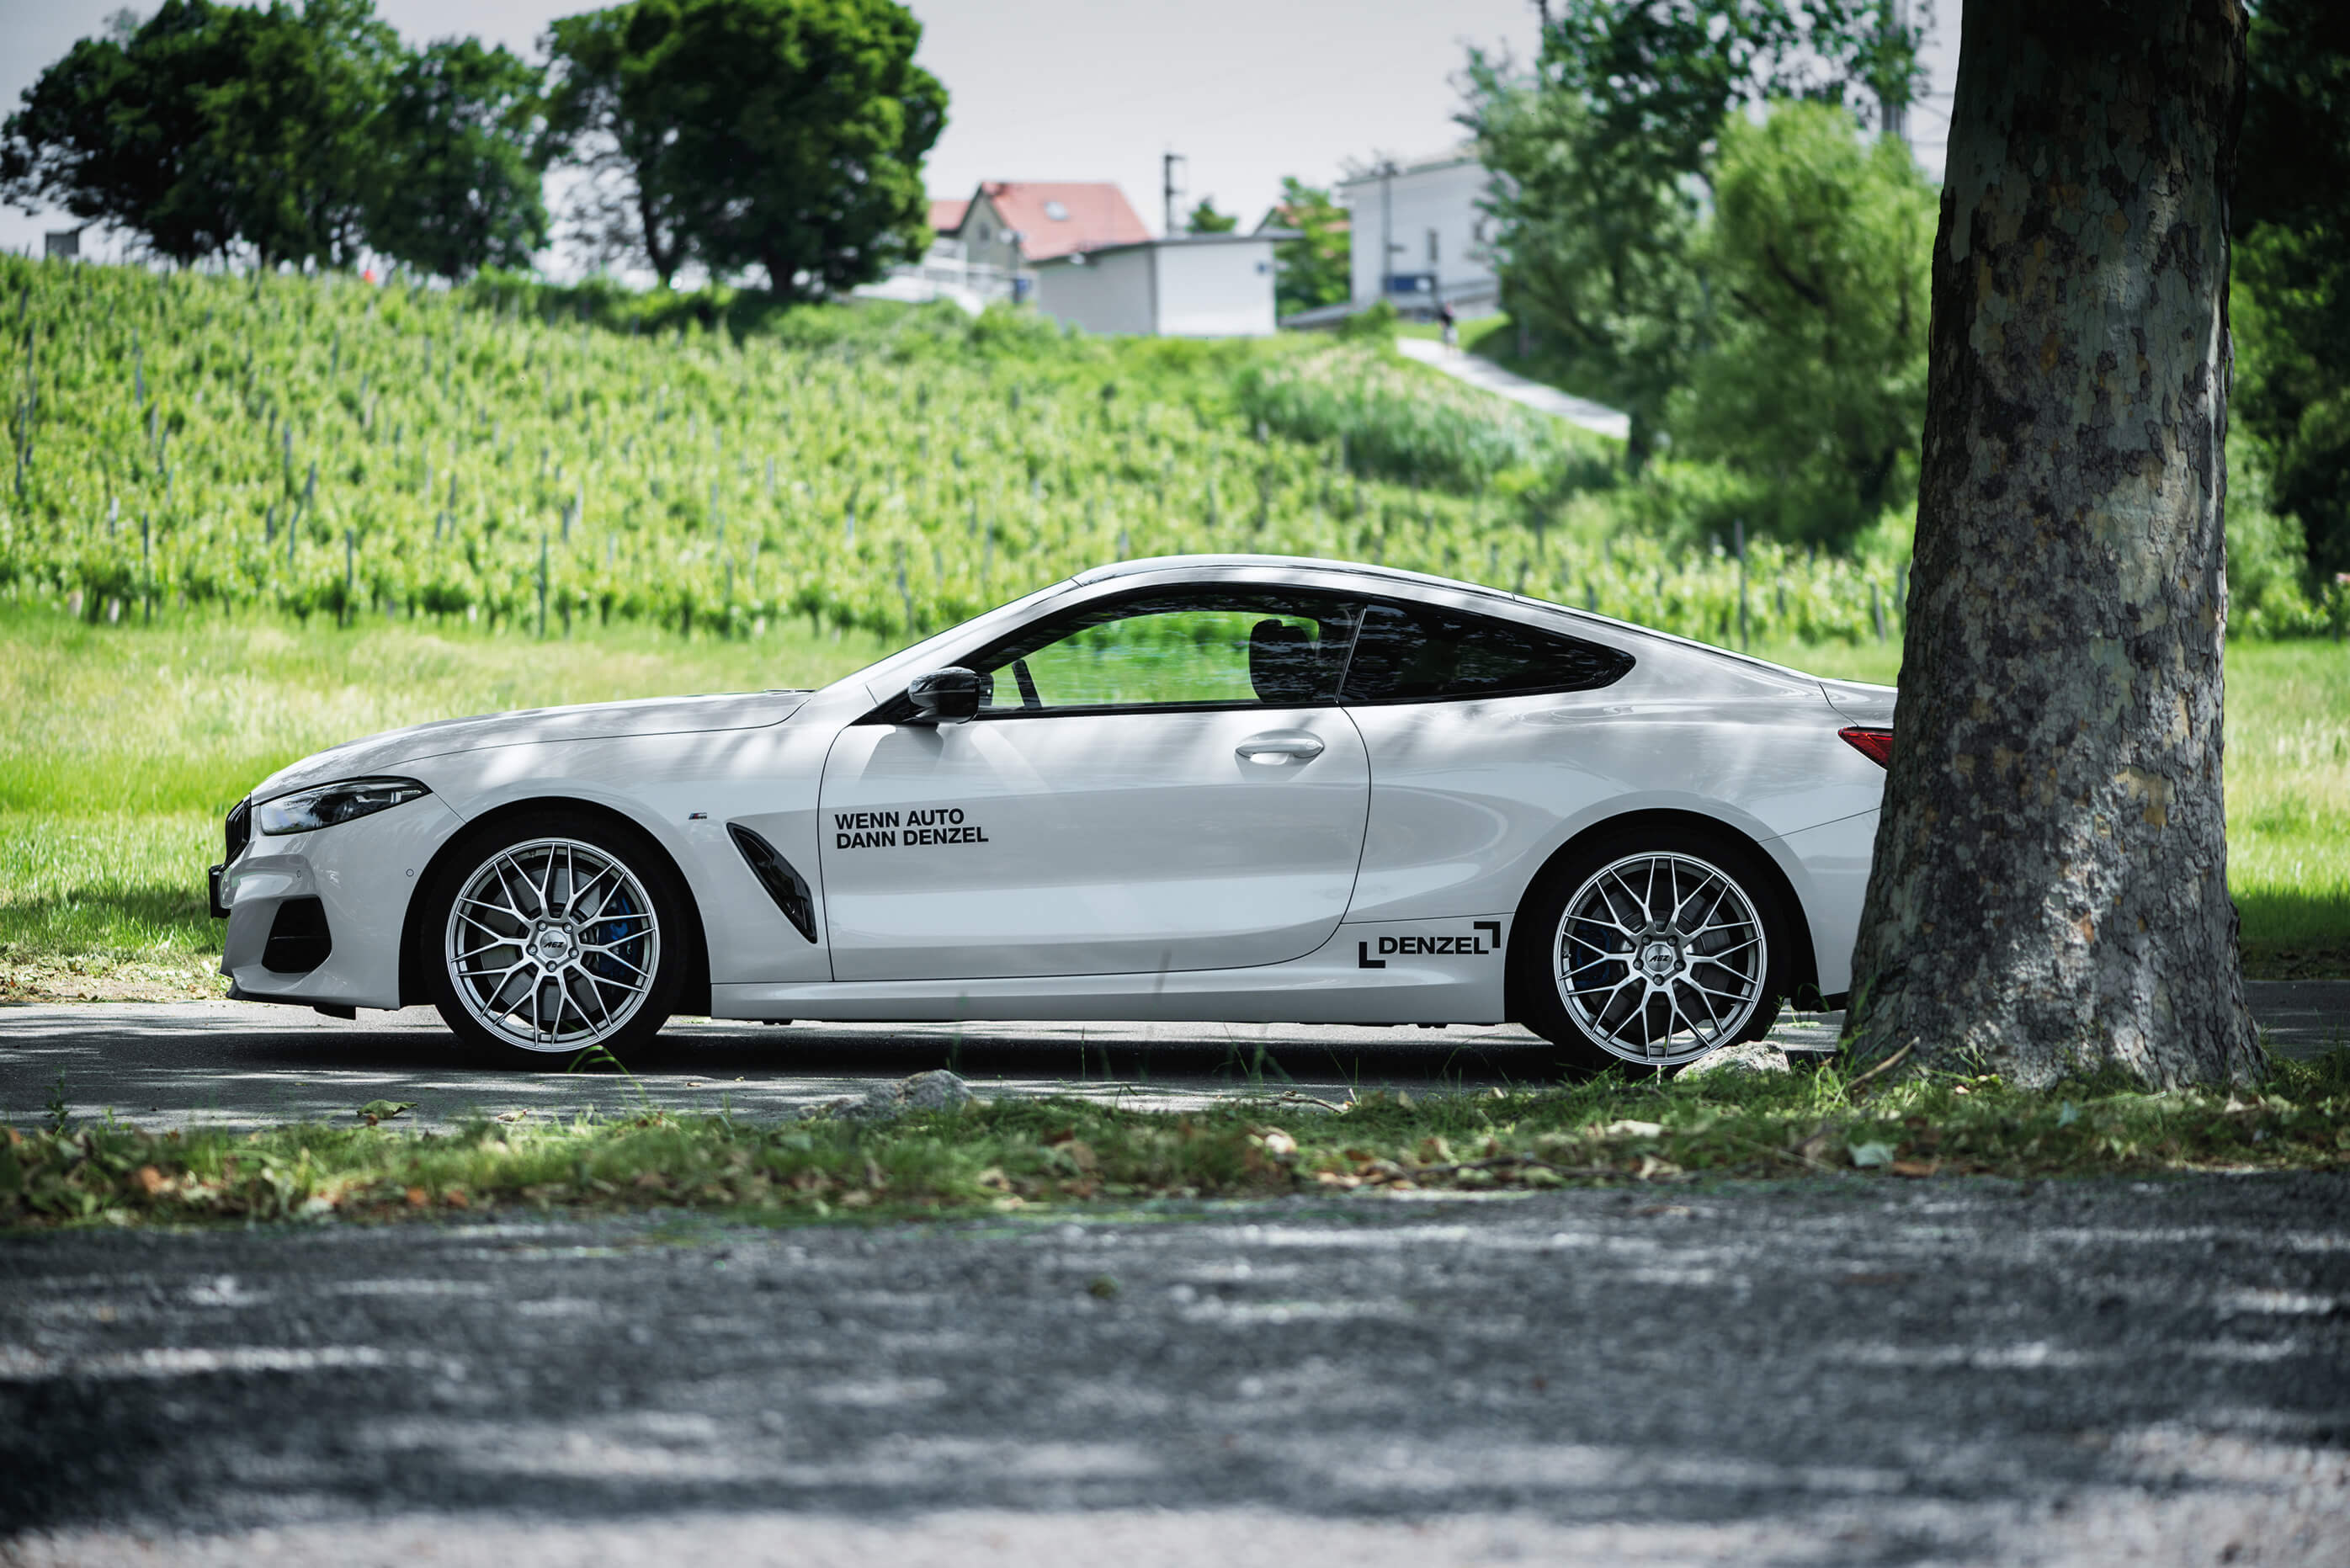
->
(8, 1052, 2347, 1230)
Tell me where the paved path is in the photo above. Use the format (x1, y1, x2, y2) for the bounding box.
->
(6, 1177, 2347, 1564)
(1, 1006, 1826, 1131)
(2, 984, 2340, 1134)
(1396, 337, 1633, 440)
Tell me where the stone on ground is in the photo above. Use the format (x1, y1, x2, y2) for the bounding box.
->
(1676, 1042, 1790, 1079)
(813, 1069, 977, 1121)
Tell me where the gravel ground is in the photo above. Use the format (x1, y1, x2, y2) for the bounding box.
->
(4, 1176, 2347, 1565)
(3, 981, 2342, 1132)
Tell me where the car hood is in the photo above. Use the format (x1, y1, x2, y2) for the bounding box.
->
(1820, 678, 1898, 728)
(251, 691, 808, 801)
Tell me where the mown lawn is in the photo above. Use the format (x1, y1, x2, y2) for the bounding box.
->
(0, 609, 2340, 997)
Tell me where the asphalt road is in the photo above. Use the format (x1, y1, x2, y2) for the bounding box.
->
(4, 1177, 2347, 1565)
(2, 981, 2342, 1132)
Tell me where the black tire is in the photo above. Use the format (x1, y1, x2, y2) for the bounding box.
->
(1511, 823, 1796, 1076)
(419, 808, 692, 1071)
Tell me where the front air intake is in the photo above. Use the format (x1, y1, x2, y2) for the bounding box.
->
(728, 825, 817, 943)
(261, 896, 332, 974)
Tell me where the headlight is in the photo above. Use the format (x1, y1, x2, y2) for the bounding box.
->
(254, 777, 431, 835)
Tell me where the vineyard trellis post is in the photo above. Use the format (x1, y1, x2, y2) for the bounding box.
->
(1734, 518, 1749, 649)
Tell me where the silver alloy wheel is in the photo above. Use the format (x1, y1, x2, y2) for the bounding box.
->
(444, 837, 662, 1052)
(1555, 851, 1768, 1066)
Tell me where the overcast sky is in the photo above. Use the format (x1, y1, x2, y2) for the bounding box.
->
(0, 0, 1958, 271)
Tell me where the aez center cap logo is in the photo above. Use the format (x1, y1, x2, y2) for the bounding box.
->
(1358, 921, 1502, 970)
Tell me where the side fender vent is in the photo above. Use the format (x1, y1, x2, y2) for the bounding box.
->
(261, 896, 332, 974)
(727, 824, 818, 943)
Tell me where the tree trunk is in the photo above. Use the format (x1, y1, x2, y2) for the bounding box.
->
(1843, 0, 2261, 1087)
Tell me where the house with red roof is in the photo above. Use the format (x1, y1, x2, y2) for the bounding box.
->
(902, 178, 1285, 336)
(932, 182, 1154, 275)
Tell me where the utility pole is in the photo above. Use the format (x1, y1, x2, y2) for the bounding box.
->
(1380, 162, 1392, 298)
(1162, 152, 1186, 237)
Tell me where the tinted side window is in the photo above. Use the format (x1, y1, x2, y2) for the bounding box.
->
(1341, 601, 1634, 702)
(970, 590, 1361, 715)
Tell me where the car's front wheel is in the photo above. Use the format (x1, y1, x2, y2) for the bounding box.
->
(420, 811, 689, 1069)
(1513, 827, 1793, 1074)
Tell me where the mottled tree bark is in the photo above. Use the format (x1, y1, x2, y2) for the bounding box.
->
(1844, 0, 2262, 1087)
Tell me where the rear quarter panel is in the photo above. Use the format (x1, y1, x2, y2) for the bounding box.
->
(1344, 639, 1887, 935)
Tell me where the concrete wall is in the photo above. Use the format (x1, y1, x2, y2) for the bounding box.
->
(1153, 239, 1277, 338)
(1032, 246, 1157, 337)
(1338, 158, 1496, 311)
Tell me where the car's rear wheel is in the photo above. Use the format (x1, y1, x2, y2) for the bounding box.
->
(1513, 827, 1792, 1074)
(421, 811, 688, 1069)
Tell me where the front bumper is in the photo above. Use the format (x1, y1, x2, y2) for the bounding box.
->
(215, 795, 467, 1009)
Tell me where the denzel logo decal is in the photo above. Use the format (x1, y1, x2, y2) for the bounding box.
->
(1358, 921, 1502, 969)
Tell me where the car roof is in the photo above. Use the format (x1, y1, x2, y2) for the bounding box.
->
(1074, 553, 1518, 606)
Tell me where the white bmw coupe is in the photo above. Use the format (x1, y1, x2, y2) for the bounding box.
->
(210, 555, 1895, 1071)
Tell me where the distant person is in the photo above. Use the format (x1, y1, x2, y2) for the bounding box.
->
(1438, 301, 1458, 350)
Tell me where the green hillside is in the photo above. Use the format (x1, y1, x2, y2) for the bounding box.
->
(0, 256, 1933, 647)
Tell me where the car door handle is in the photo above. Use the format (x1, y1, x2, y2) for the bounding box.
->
(1236, 731, 1325, 764)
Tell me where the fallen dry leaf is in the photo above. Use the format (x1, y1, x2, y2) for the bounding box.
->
(132, 1165, 167, 1196)
(1601, 1119, 1665, 1140)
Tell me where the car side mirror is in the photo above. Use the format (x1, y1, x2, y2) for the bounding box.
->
(907, 667, 982, 725)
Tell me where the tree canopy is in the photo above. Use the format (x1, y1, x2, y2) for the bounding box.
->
(367, 38, 552, 280)
(1, 0, 537, 277)
(6, 0, 945, 293)
(1671, 101, 1934, 545)
(1268, 178, 1348, 316)
(2, 0, 267, 265)
(546, 0, 945, 297)
(2231, 0, 2350, 582)
(1185, 198, 1238, 235)
(1464, 0, 1928, 473)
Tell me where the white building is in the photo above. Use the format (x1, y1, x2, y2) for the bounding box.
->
(1031, 232, 1286, 338)
(855, 183, 1149, 314)
(1333, 148, 1498, 317)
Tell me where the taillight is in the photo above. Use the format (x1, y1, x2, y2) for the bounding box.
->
(1839, 726, 1893, 768)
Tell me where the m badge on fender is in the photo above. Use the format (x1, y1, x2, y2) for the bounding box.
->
(1359, 921, 1503, 969)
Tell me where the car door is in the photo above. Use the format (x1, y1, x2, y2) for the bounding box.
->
(817, 587, 1372, 982)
